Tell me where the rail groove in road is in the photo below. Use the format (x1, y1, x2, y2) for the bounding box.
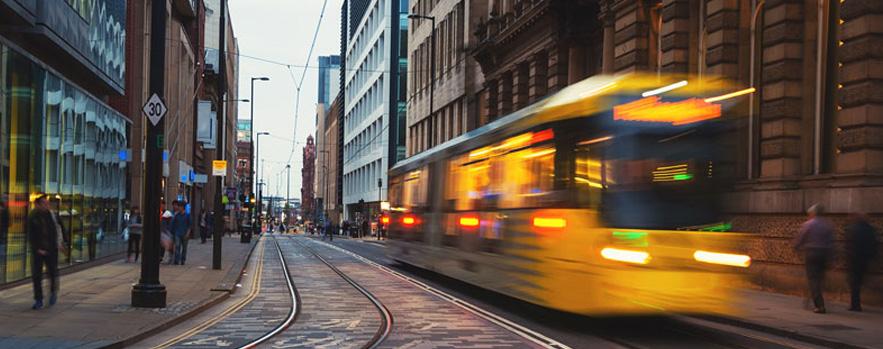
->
(151, 236, 300, 349)
(308, 237, 575, 349)
(293, 238, 393, 349)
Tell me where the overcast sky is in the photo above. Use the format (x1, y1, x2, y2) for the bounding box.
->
(229, 0, 343, 200)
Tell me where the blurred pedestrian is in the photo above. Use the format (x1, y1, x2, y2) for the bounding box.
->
(325, 219, 333, 241)
(845, 212, 878, 312)
(793, 204, 835, 314)
(160, 210, 174, 264)
(199, 210, 208, 244)
(171, 201, 191, 265)
(361, 219, 369, 239)
(126, 206, 143, 263)
(28, 194, 63, 309)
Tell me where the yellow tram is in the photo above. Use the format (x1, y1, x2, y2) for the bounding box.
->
(387, 74, 754, 315)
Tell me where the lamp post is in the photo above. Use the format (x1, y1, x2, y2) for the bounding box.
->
(286, 164, 291, 227)
(249, 77, 269, 236)
(133, 0, 167, 308)
(408, 14, 436, 148)
(255, 132, 269, 230)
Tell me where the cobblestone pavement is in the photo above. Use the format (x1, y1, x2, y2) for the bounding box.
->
(293, 236, 541, 349)
(170, 240, 291, 349)
(264, 237, 382, 348)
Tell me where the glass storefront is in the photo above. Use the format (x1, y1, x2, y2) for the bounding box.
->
(0, 41, 129, 285)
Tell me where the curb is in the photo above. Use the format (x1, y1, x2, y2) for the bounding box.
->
(99, 237, 260, 349)
(696, 315, 872, 349)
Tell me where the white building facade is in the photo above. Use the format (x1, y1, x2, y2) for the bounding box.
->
(342, 0, 405, 220)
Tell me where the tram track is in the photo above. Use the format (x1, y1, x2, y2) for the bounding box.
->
(305, 237, 575, 349)
(292, 237, 392, 349)
(324, 238, 829, 349)
(151, 236, 300, 349)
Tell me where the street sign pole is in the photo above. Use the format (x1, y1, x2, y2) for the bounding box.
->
(132, 0, 167, 308)
(213, 0, 227, 270)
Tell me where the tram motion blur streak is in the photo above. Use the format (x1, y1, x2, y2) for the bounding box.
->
(386, 74, 754, 316)
(311, 239, 574, 349)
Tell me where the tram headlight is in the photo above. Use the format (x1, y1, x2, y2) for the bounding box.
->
(600, 247, 651, 265)
(693, 250, 751, 268)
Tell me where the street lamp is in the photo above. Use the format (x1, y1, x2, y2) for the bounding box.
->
(255, 131, 270, 229)
(408, 14, 436, 148)
(249, 77, 269, 237)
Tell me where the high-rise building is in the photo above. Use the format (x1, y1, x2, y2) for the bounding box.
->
(341, 0, 408, 220)
(318, 55, 341, 105)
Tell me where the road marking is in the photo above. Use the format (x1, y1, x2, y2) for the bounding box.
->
(311, 238, 574, 349)
(152, 238, 267, 349)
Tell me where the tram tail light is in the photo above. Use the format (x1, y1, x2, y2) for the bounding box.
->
(381, 216, 390, 225)
(600, 247, 651, 265)
(459, 216, 480, 227)
(533, 217, 567, 228)
(402, 216, 416, 226)
(693, 250, 751, 268)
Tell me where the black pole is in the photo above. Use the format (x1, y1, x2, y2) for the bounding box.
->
(249, 79, 256, 238)
(212, 0, 227, 270)
(429, 17, 435, 148)
(132, 0, 168, 308)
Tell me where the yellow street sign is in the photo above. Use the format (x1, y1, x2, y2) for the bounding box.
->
(212, 160, 227, 176)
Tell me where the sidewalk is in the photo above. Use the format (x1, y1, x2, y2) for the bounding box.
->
(708, 289, 883, 349)
(0, 236, 256, 349)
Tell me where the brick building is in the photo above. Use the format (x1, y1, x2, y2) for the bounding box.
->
(403, 0, 883, 304)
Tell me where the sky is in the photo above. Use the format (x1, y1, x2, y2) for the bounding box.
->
(228, 0, 343, 200)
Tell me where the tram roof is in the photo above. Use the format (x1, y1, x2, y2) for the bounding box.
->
(390, 74, 736, 174)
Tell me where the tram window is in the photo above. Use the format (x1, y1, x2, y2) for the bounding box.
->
(448, 155, 493, 211)
(401, 168, 429, 210)
(573, 139, 609, 208)
(497, 145, 556, 209)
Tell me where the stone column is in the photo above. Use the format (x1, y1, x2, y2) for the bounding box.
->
(660, 0, 692, 73)
(759, 0, 805, 178)
(835, 0, 883, 174)
(704, 0, 741, 79)
(613, 0, 652, 73)
(547, 44, 569, 92)
(529, 51, 549, 102)
(600, 1, 616, 74)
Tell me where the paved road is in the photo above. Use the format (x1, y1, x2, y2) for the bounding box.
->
(135, 234, 829, 349)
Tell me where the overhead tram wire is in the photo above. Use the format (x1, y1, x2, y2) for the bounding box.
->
(286, 0, 329, 167)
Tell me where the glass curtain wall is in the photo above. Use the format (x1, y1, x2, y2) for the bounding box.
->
(0, 42, 129, 285)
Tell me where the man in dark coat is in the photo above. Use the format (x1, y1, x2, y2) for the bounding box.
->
(28, 194, 63, 309)
(845, 213, 879, 311)
(793, 204, 835, 314)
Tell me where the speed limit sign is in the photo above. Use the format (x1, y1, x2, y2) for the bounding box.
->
(142, 93, 168, 126)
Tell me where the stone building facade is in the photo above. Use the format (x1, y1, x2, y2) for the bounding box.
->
(407, 0, 486, 155)
(301, 135, 316, 221)
(460, 0, 883, 304)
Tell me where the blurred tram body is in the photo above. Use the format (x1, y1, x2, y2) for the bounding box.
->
(387, 74, 753, 315)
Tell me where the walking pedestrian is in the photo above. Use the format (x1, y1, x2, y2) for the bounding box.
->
(361, 219, 369, 240)
(126, 206, 144, 262)
(325, 219, 333, 241)
(792, 204, 835, 314)
(160, 210, 174, 264)
(845, 212, 878, 312)
(199, 210, 208, 243)
(171, 201, 191, 265)
(28, 194, 65, 309)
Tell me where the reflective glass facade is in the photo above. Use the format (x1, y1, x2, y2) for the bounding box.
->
(0, 42, 129, 285)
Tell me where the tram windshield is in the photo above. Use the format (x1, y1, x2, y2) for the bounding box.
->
(572, 127, 729, 230)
